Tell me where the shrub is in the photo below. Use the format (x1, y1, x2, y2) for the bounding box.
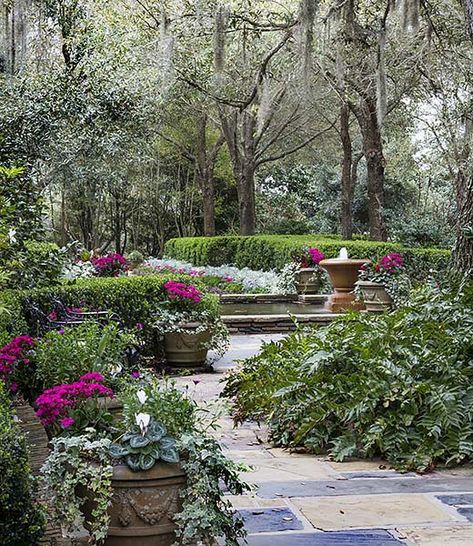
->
(35, 321, 134, 391)
(223, 280, 473, 471)
(0, 383, 45, 545)
(17, 241, 66, 289)
(164, 235, 451, 281)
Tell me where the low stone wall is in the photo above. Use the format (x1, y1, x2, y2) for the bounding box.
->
(222, 313, 339, 334)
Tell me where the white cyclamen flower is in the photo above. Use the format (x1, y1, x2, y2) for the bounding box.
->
(8, 228, 17, 244)
(135, 412, 150, 435)
(136, 389, 147, 404)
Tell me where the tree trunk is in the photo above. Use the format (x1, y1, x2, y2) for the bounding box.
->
(238, 161, 256, 235)
(454, 175, 473, 272)
(238, 112, 257, 235)
(196, 114, 218, 236)
(219, 108, 257, 235)
(340, 103, 353, 239)
(357, 97, 387, 241)
(462, 0, 473, 41)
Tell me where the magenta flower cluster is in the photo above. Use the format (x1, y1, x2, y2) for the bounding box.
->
(0, 336, 36, 392)
(308, 247, 326, 265)
(379, 252, 404, 273)
(35, 372, 113, 428)
(164, 280, 203, 303)
(91, 253, 128, 277)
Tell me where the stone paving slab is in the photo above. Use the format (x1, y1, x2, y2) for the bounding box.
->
(292, 494, 460, 530)
(436, 493, 473, 506)
(339, 472, 418, 480)
(237, 507, 304, 533)
(327, 460, 394, 472)
(228, 449, 336, 482)
(254, 477, 473, 498)
(399, 525, 473, 545)
(237, 530, 405, 545)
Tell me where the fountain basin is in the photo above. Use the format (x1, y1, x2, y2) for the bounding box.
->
(218, 293, 339, 333)
(319, 258, 370, 312)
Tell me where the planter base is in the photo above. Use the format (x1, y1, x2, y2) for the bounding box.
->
(325, 292, 365, 313)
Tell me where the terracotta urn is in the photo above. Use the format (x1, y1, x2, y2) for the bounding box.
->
(319, 258, 370, 312)
(164, 322, 211, 368)
(356, 280, 393, 313)
(295, 268, 321, 295)
(82, 463, 186, 546)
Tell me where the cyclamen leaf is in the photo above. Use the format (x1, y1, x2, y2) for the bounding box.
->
(129, 435, 150, 448)
(139, 454, 156, 471)
(109, 443, 130, 458)
(160, 447, 179, 463)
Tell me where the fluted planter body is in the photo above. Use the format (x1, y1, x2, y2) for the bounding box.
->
(164, 322, 211, 368)
(356, 280, 393, 313)
(295, 268, 321, 295)
(82, 463, 186, 546)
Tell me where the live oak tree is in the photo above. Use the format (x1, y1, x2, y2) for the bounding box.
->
(135, 0, 337, 235)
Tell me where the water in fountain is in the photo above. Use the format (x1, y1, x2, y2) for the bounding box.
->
(338, 247, 348, 260)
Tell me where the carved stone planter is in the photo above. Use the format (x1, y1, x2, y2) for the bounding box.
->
(83, 463, 186, 546)
(295, 268, 321, 295)
(164, 322, 211, 368)
(356, 280, 393, 313)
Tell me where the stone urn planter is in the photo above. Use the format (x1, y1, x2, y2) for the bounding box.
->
(319, 258, 370, 312)
(356, 280, 393, 313)
(83, 463, 186, 546)
(164, 322, 211, 368)
(295, 268, 321, 295)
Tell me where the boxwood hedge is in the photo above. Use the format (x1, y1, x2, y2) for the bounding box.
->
(0, 273, 220, 346)
(164, 235, 451, 280)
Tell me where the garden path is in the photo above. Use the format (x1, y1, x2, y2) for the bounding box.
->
(174, 335, 473, 546)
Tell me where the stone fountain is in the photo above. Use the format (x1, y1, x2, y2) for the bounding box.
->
(319, 248, 370, 312)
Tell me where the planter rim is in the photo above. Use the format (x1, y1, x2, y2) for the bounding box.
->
(356, 280, 385, 287)
(319, 258, 370, 266)
(112, 462, 185, 481)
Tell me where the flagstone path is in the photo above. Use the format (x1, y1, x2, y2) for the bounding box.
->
(176, 335, 473, 546)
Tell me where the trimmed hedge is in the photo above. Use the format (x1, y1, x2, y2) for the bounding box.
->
(0, 273, 220, 345)
(0, 383, 45, 545)
(164, 235, 451, 279)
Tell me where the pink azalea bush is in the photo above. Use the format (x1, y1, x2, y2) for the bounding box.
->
(0, 336, 36, 395)
(164, 280, 203, 304)
(91, 253, 128, 277)
(35, 372, 113, 430)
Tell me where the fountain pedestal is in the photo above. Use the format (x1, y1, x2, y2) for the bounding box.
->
(319, 258, 370, 312)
